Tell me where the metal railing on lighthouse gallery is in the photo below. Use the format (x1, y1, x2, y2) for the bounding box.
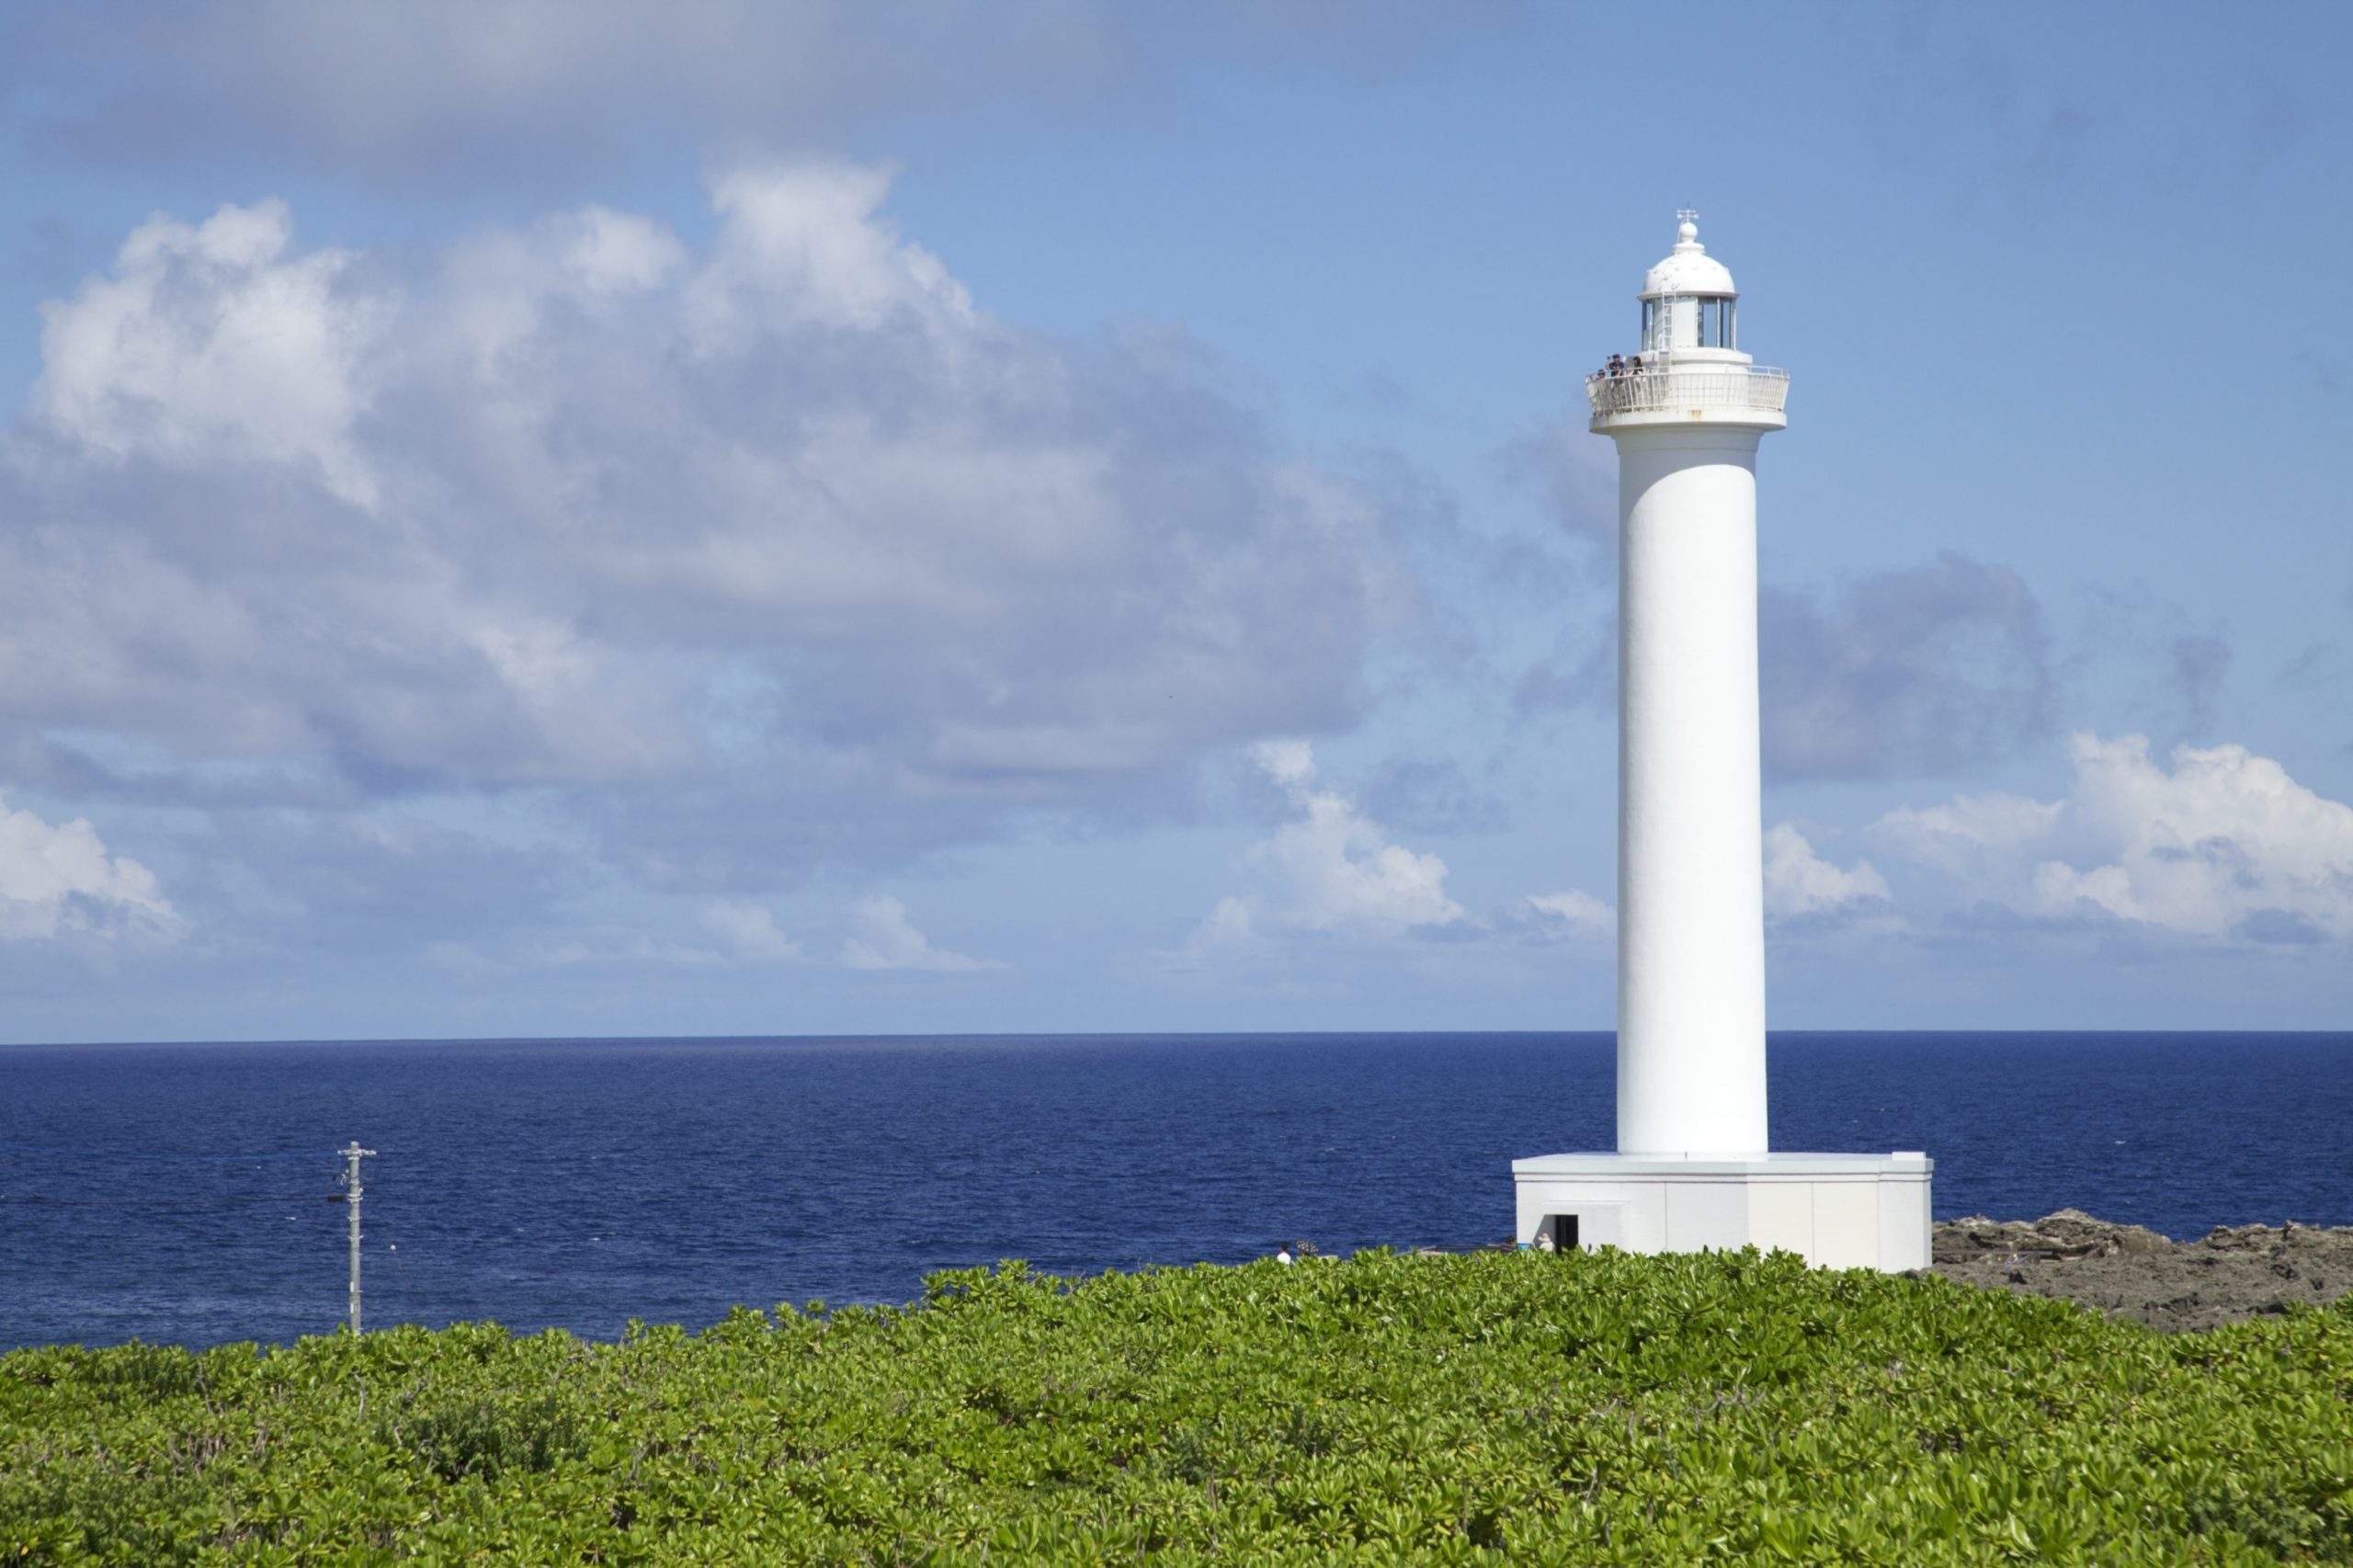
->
(1584, 362, 1790, 421)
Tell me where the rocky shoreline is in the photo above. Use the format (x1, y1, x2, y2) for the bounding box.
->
(1927, 1210, 2353, 1333)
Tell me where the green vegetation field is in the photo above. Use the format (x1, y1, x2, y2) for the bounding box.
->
(6, 1248, 2350, 1563)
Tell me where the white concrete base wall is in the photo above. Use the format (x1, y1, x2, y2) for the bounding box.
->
(1511, 1152, 1932, 1272)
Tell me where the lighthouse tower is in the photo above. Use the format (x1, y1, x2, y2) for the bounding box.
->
(1610, 213, 1777, 1158)
(1512, 216, 1932, 1271)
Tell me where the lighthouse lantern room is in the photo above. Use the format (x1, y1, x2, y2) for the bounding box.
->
(1641, 212, 1738, 352)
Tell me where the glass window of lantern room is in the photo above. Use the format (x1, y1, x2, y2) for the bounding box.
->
(1641, 299, 1658, 347)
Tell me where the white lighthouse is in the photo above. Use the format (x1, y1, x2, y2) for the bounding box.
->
(1513, 215, 1931, 1271)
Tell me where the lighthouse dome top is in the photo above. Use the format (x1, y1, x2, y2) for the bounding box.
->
(1641, 217, 1736, 299)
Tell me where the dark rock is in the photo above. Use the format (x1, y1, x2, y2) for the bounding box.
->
(1929, 1212, 2353, 1333)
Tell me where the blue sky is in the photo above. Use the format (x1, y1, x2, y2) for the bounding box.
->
(0, 0, 2347, 1042)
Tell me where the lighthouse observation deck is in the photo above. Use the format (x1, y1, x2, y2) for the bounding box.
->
(1586, 357, 1790, 431)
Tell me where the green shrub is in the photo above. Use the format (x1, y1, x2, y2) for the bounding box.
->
(380, 1385, 587, 1483)
(4, 1250, 2349, 1563)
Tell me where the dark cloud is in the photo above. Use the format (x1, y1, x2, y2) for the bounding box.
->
(1510, 618, 1614, 720)
(2, 0, 1521, 188)
(1507, 550, 2057, 781)
(2076, 585, 2237, 744)
(0, 733, 355, 813)
(1760, 551, 2054, 780)
(207, 813, 579, 945)
(1358, 753, 1507, 835)
(1836, 6, 2312, 219)
(2279, 641, 2350, 695)
(4, 1, 1111, 185)
(2166, 631, 2233, 738)
(1495, 419, 1614, 566)
(2290, 349, 2346, 400)
(2235, 908, 2328, 946)
(1495, 420, 1617, 723)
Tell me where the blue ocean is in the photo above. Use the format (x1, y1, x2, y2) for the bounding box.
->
(3, 1032, 2347, 1352)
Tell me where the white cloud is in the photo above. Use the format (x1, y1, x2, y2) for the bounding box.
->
(2, 170, 1399, 889)
(558, 207, 688, 297)
(422, 939, 504, 977)
(838, 894, 992, 971)
(699, 900, 803, 961)
(32, 201, 385, 507)
(0, 798, 180, 941)
(1252, 736, 1317, 790)
(1870, 790, 2066, 882)
(1874, 732, 2353, 944)
(1189, 740, 1465, 949)
(688, 164, 971, 339)
(1762, 823, 1892, 922)
(1519, 889, 1614, 941)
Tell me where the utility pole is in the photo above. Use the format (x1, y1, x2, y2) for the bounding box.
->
(337, 1142, 376, 1333)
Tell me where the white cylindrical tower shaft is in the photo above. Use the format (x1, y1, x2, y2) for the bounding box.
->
(1615, 429, 1767, 1153)
(1587, 216, 1789, 1156)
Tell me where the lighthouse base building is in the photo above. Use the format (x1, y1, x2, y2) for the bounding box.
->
(1513, 1152, 1931, 1271)
(1515, 217, 1930, 1273)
